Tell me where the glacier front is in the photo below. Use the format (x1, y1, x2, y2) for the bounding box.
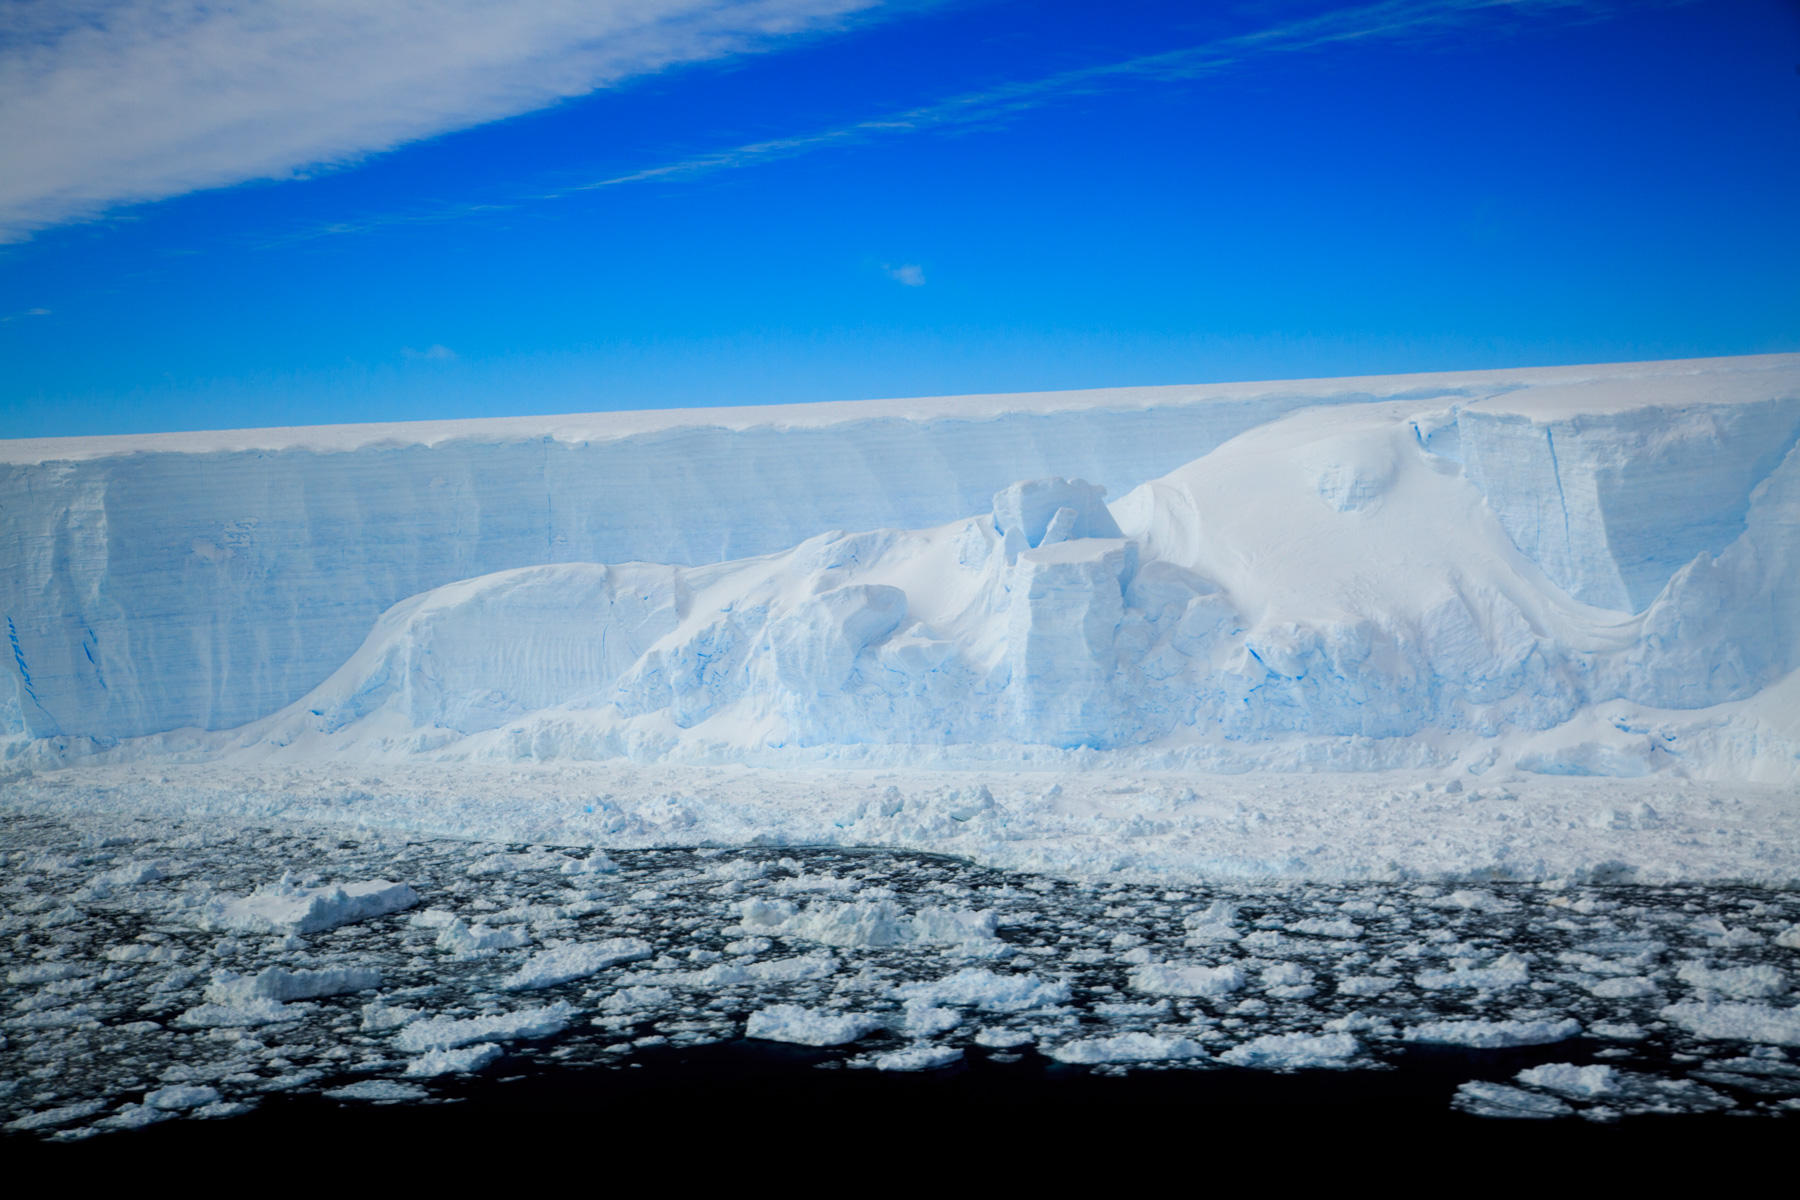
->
(5, 353, 1796, 783)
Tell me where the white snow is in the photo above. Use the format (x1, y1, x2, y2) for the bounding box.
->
(434, 920, 530, 956)
(1414, 953, 1531, 991)
(871, 1044, 963, 1071)
(7, 963, 86, 984)
(1128, 963, 1246, 998)
(1516, 1063, 1616, 1098)
(1674, 963, 1788, 999)
(203, 966, 381, 1005)
(1588, 977, 1658, 999)
(142, 1084, 220, 1110)
(30, 357, 1770, 745)
(1660, 1001, 1800, 1045)
(499, 938, 653, 990)
(1452, 1082, 1573, 1119)
(1402, 1018, 1583, 1048)
(892, 967, 1071, 1011)
(172, 998, 307, 1028)
(1, 354, 1797, 890)
(1218, 1032, 1359, 1069)
(732, 898, 998, 949)
(403, 1043, 502, 1077)
(5, 355, 1796, 787)
(323, 1080, 429, 1102)
(1051, 1031, 1208, 1064)
(394, 1002, 573, 1051)
(199, 876, 418, 936)
(743, 1003, 881, 1046)
(3, 1099, 110, 1131)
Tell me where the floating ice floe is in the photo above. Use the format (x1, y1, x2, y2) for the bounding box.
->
(872, 1044, 963, 1071)
(395, 1002, 574, 1052)
(1588, 977, 1658, 999)
(143, 1084, 220, 1111)
(404, 1043, 503, 1077)
(1452, 1082, 1573, 1119)
(744, 1004, 882, 1047)
(1414, 953, 1531, 991)
(1402, 1018, 1582, 1048)
(1516, 1063, 1616, 1098)
(435, 919, 531, 956)
(733, 898, 999, 950)
(204, 966, 382, 1005)
(174, 998, 311, 1028)
(324, 1080, 429, 1103)
(1219, 1032, 1360, 1069)
(1052, 1031, 1208, 1064)
(893, 967, 1070, 1012)
(200, 875, 418, 936)
(1660, 1002, 1800, 1046)
(1128, 962, 1246, 998)
(500, 938, 652, 990)
(1674, 963, 1789, 999)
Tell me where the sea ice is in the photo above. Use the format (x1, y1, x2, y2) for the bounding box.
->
(1219, 1032, 1359, 1069)
(1402, 1018, 1582, 1048)
(1660, 1001, 1800, 1045)
(1452, 1082, 1573, 1119)
(201, 877, 419, 936)
(143, 1084, 221, 1110)
(204, 966, 382, 1005)
(1051, 1032, 1208, 1064)
(323, 1080, 429, 1102)
(1516, 1063, 1616, 1098)
(744, 1004, 882, 1047)
(1674, 963, 1788, 999)
(871, 1044, 963, 1071)
(893, 967, 1070, 1012)
(1129, 963, 1246, 998)
(404, 1043, 502, 1077)
(395, 1003, 574, 1052)
(435, 919, 531, 956)
(499, 938, 652, 990)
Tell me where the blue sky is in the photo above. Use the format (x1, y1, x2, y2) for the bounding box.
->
(2, 0, 1798, 438)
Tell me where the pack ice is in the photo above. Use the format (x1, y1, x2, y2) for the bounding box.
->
(3, 354, 1798, 781)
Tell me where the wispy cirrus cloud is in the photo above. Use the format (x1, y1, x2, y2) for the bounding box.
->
(561, 0, 1666, 194)
(0, 0, 885, 242)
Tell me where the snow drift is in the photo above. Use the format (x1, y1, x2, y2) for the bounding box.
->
(4, 354, 1798, 779)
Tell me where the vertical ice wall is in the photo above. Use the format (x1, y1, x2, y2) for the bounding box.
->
(1454, 386, 1800, 613)
(3, 355, 1796, 745)
(0, 382, 1417, 741)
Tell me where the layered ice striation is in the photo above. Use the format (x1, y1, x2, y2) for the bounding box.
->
(3, 354, 1798, 778)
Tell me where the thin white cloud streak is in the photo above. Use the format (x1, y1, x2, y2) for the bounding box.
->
(0, 0, 881, 241)
(247, 0, 1647, 249)
(564, 0, 1657, 193)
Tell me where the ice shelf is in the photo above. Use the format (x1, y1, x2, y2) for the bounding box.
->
(3, 353, 1797, 782)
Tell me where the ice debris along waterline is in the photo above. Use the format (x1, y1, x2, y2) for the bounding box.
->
(3, 355, 1798, 781)
(4, 815, 1799, 1139)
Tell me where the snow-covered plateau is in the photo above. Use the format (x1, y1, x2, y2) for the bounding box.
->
(3, 354, 1799, 884)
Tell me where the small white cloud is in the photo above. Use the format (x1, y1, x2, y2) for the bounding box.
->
(882, 263, 925, 287)
(0, 307, 51, 322)
(402, 344, 458, 362)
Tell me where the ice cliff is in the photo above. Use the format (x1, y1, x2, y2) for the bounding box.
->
(4, 354, 1798, 779)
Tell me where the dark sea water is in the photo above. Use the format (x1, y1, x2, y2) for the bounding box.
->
(3, 812, 1796, 1157)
